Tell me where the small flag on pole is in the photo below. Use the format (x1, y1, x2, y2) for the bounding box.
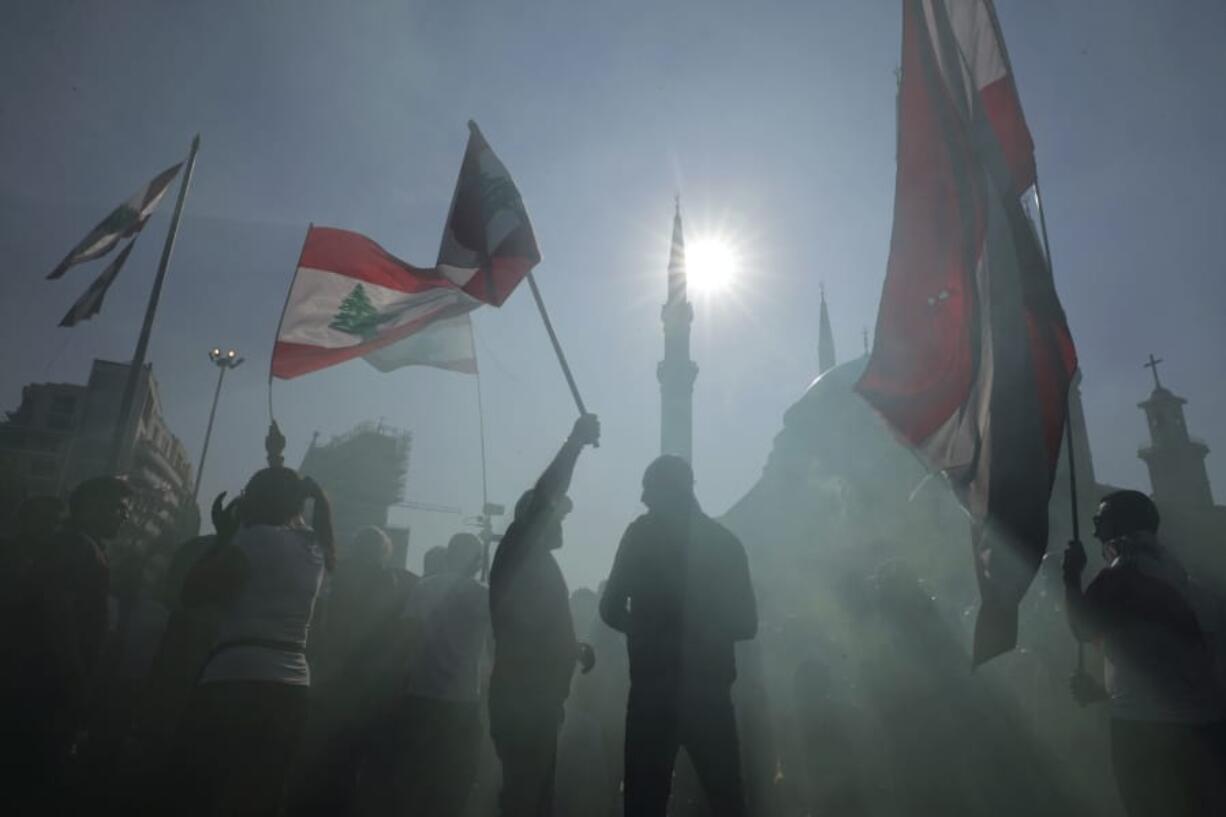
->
(58, 240, 137, 327)
(47, 163, 182, 279)
(436, 121, 541, 306)
(855, 0, 1077, 664)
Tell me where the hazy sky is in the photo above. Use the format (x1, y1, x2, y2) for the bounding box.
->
(3, 0, 1224, 589)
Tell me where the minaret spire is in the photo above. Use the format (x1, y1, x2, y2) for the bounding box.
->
(667, 194, 686, 305)
(658, 197, 698, 462)
(818, 282, 836, 374)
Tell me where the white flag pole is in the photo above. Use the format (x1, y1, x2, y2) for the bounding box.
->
(525, 272, 588, 417)
(263, 222, 312, 467)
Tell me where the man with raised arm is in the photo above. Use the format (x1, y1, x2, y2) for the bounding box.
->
(488, 413, 600, 817)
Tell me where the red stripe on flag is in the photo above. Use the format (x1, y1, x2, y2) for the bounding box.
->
(979, 77, 1036, 193)
(855, 0, 984, 446)
(272, 300, 475, 379)
(301, 226, 456, 296)
(460, 255, 537, 307)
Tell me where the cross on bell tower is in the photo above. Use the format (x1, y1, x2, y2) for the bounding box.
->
(1144, 353, 1164, 389)
(1137, 354, 1213, 510)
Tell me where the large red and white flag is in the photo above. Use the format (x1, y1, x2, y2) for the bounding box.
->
(271, 227, 480, 379)
(436, 121, 541, 306)
(855, 0, 1077, 664)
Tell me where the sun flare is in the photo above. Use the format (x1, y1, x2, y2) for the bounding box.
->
(686, 236, 739, 295)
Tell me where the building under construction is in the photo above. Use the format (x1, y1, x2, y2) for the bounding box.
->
(299, 421, 412, 565)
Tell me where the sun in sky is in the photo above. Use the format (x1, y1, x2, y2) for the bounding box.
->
(686, 235, 740, 295)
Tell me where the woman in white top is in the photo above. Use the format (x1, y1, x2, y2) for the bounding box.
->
(168, 467, 334, 817)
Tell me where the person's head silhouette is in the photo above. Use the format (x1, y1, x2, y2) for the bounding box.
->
(1093, 490, 1161, 562)
(446, 532, 483, 577)
(514, 488, 572, 550)
(69, 476, 132, 541)
(641, 455, 695, 515)
(350, 526, 392, 567)
(239, 467, 310, 528)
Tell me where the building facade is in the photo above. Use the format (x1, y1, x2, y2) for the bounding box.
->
(0, 359, 197, 544)
(299, 421, 412, 565)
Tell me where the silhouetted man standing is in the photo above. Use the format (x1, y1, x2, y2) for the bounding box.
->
(489, 414, 600, 817)
(2, 477, 130, 810)
(601, 455, 757, 817)
(1064, 490, 1226, 817)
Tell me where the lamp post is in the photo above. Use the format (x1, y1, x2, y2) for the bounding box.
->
(193, 347, 244, 500)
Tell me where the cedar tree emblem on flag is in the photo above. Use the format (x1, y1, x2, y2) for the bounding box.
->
(330, 283, 394, 340)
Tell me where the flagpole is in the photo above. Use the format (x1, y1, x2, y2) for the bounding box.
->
(1034, 177, 1086, 674)
(107, 134, 201, 475)
(474, 335, 494, 581)
(525, 272, 588, 417)
(262, 222, 313, 468)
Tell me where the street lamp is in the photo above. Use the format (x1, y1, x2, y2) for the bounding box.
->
(193, 347, 245, 500)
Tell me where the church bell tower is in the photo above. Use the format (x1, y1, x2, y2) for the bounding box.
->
(1138, 354, 1213, 511)
(658, 199, 698, 462)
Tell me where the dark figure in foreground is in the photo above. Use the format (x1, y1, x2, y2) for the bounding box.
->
(396, 531, 490, 816)
(489, 413, 600, 817)
(1, 482, 125, 810)
(601, 455, 758, 817)
(292, 525, 413, 816)
(169, 468, 334, 817)
(1064, 490, 1226, 817)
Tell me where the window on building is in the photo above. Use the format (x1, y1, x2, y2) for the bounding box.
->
(30, 458, 56, 478)
(47, 413, 73, 431)
(51, 395, 77, 413)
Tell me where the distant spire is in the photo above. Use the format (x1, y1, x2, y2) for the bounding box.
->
(818, 283, 836, 374)
(862, 326, 870, 356)
(660, 195, 697, 463)
(667, 195, 686, 304)
(1144, 353, 1164, 390)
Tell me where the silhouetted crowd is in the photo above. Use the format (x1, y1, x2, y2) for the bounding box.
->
(2, 416, 1226, 816)
(0, 415, 763, 816)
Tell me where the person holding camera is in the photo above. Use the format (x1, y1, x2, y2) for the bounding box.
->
(1063, 489, 1225, 817)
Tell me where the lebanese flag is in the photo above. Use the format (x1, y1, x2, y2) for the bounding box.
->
(58, 239, 137, 327)
(364, 312, 478, 374)
(271, 227, 480, 379)
(855, 0, 1077, 664)
(436, 121, 541, 306)
(48, 162, 182, 279)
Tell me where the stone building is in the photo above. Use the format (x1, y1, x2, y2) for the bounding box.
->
(0, 359, 197, 545)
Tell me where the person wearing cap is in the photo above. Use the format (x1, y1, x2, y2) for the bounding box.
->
(1063, 489, 1226, 817)
(488, 413, 600, 817)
